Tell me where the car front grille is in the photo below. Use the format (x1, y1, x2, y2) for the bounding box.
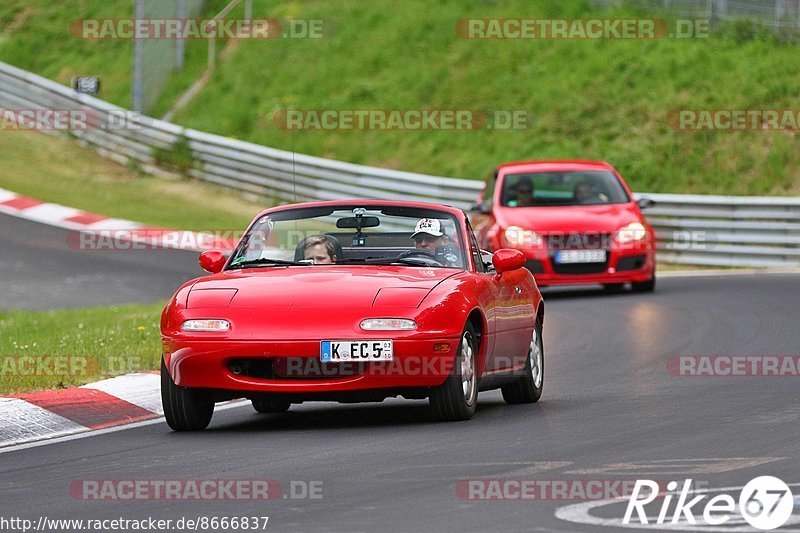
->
(227, 358, 365, 380)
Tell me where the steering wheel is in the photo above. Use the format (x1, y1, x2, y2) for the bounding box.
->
(398, 249, 444, 266)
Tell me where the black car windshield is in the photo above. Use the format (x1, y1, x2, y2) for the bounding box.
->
(501, 170, 630, 207)
(227, 205, 467, 269)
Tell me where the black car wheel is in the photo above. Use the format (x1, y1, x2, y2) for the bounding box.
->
(161, 358, 214, 431)
(429, 323, 478, 421)
(501, 317, 544, 404)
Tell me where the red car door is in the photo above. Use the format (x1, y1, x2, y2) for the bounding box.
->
(466, 220, 530, 373)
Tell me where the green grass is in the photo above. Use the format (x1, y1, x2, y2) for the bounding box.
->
(160, 0, 800, 196)
(0, 130, 269, 230)
(5, 1, 800, 195)
(0, 0, 230, 116)
(0, 303, 164, 394)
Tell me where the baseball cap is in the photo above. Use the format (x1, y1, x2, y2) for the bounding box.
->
(411, 218, 444, 239)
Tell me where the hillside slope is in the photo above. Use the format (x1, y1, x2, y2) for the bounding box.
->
(2, 0, 799, 195)
(169, 0, 800, 195)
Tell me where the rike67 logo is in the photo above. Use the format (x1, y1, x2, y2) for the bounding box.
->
(624, 476, 794, 530)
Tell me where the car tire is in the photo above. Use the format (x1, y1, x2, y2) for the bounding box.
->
(631, 276, 656, 293)
(501, 318, 544, 404)
(161, 358, 214, 431)
(429, 323, 478, 421)
(252, 399, 291, 414)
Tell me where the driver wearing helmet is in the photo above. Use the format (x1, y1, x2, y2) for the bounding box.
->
(412, 218, 448, 252)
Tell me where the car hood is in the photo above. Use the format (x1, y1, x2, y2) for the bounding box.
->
(496, 202, 642, 234)
(187, 266, 459, 308)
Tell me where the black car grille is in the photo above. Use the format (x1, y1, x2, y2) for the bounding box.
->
(525, 259, 544, 274)
(227, 358, 364, 380)
(616, 254, 647, 272)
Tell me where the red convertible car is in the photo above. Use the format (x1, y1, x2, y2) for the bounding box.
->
(161, 200, 544, 431)
(471, 160, 657, 292)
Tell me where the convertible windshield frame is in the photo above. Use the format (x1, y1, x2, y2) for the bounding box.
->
(225, 204, 469, 271)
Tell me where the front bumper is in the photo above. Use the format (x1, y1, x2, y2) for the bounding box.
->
(162, 337, 460, 395)
(523, 246, 655, 286)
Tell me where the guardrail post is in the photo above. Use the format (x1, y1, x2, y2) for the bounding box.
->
(176, 0, 186, 70)
(132, 0, 144, 112)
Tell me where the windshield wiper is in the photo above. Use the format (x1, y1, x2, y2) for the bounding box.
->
(228, 258, 311, 269)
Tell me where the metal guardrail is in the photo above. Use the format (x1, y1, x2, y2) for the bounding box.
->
(0, 61, 798, 268)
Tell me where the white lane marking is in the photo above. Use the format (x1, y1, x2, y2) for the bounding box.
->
(555, 482, 800, 531)
(0, 188, 19, 203)
(657, 268, 800, 278)
(0, 398, 86, 447)
(0, 400, 248, 455)
(0, 202, 89, 230)
(80, 373, 162, 414)
(566, 457, 785, 475)
(85, 218, 142, 230)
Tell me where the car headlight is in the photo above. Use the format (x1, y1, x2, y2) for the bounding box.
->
(615, 222, 647, 243)
(503, 226, 542, 247)
(181, 319, 231, 332)
(360, 318, 417, 331)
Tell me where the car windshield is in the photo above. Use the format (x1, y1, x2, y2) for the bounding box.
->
(500, 170, 630, 207)
(227, 205, 467, 270)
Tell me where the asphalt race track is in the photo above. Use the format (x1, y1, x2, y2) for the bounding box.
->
(0, 212, 200, 310)
(1, 215, 798, 532)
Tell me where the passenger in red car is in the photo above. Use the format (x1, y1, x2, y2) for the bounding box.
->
(573, 181, 609, 204)
(302, 235, 337, 264)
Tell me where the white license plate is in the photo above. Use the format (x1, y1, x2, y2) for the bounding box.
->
(320, 340, 393, 362)
(555, 250, 607, 264)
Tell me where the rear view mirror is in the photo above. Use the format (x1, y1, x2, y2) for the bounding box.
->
(336, 216, 381, 229)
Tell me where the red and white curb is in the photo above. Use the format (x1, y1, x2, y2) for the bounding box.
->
(0, 187, 236, 251)
(0, 373, 162, 449)
(0, 187, 142, 231)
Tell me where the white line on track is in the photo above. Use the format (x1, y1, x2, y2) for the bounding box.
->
(0, 400, 249, 455)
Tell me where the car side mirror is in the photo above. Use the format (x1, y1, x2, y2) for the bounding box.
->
(637, 197, 656, 210)
(199, 250, 227, 273)
(492, 249, 525, 274)
(470, 200, 491, 215)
